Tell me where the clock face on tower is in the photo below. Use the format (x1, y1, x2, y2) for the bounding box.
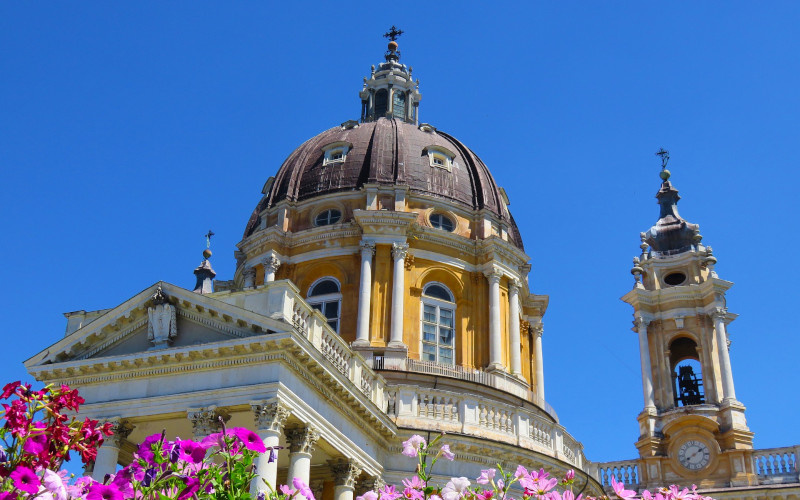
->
(677, 440, 711, 471)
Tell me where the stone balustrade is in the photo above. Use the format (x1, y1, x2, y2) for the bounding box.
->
(386, 385, 586, 470)
(596, 459, 641, 487)
(753, 446, 800, 484)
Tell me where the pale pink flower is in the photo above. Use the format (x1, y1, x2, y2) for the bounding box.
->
(42, 469, 68, 500)
(442, 477, 471, 500)
(440, 444, 455, 461)
(357, 491, 379, 500)
(402, 476, 425, 490)
(611, 476, 638, 500)
(401, 435, 427, 457)
(477, 468, 496, 485)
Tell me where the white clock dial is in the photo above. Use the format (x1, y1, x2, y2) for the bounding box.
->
(678, 440, 711, 470)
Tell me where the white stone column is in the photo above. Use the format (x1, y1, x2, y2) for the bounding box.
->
(286, 426, 320, 486)
(712, 308, 737, 402)
(484, 268, 504, 371)
(533, 324, 545, 401)
(251, 401, 291, 494)
(389, 243, 409, 348)
(636, 316, 656, 409)
(354, 241, 375, 347)
(243, 267, 256, 289)
(508, 280, 522, 376)
(263, 255, 281, 283)
(329, 459, 362, 500)
(92, 420, 133, 481)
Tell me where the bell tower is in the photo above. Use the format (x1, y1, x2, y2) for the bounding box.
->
(622, 151, 757, 489)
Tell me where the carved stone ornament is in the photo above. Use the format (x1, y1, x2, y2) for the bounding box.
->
(107, 420, 135, 448)
(188, 407, 230, 438)
(285, 426, 320, 455)
(251, 401, 290, 432)
(404, 253, 415, 270)
(532, 324, 544, 338)
(484, 268, 503, 283)
(356, 477, 386, 496)
(360, 240, 376, 257)
(243, 267, 257, 288)
(391, 242, 409, 261)
(329, 459, 363, 488)
(263, 255, 281, 274)
(147, 285, 177, 349)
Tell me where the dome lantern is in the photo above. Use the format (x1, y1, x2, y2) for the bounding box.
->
(359, 26, 422, 124)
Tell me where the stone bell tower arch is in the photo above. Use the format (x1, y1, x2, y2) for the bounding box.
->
(622, 151, 756, 489)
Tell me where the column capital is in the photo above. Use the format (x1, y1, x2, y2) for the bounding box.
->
(360, 240, 376, 256)
(251, 401, 291, 433)
(508, 279, 522, 292)
(105, 419, 135, 448)
(711, 307, 728, 322)
(532, 323, 544, 338)
(286, 426, 320, 455)
(391, 242, 409, 260)
(635, 315, 651, 329)
(329, 459, 363, 488)
(483, 267, 503, 283)
(188, 407, 230, 438)
(263, 255, 281, 274)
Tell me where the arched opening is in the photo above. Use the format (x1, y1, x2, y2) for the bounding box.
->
(374, 89, 388, 117)
(307, 277, 342, 333)
(669, 337, 705, 406)
(421, 282, 455, 365)
(392, 91, 406, 119)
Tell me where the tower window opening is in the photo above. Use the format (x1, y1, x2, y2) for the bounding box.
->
(308, 277, 342, 333)
(421, 282, 455, 365)
(375, 89, 388, 117)
(669, 337, 705, 407)
(430, 213, 455, 232)
(392, 91, 406, 119)
(315, 209, 342, 226)
(664, 272, 687, 286)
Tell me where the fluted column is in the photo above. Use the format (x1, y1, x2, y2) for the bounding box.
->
(329, 459, 362, 500)
(243, 267, 256, 289)
(508, 280, 522, 376)
(354, 241, 375, 347)
(389, 243, 409, 348)
(286, 426, 320, 485)
(263, 255, 281, 283)
(712, 308, 736, 402)
(251, 401, 291, 494)
(636, 316, 656, 409)
(92, 420, 133, 481)
(484, 268, 503, 371)
(533, 324, 545, 400)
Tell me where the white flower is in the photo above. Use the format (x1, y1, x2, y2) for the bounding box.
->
(442, 477, 471, 500)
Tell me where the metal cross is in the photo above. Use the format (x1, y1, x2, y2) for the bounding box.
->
(383, 26, 404, 42)
(656, 148, 670, 170)
(205, 230, 215, 249)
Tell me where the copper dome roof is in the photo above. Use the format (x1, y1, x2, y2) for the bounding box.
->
(244, 117, 523, 249)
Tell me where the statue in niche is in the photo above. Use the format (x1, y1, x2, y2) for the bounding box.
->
(147, 285, 177, 349)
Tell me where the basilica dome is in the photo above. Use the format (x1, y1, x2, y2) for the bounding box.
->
(244, 117, 523, 249)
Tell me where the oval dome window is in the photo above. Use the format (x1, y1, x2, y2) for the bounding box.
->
(664, 272, 687, 286)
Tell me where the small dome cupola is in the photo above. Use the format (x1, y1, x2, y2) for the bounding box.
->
(359, 26, 422, 124)
(643, 149, 701, 255)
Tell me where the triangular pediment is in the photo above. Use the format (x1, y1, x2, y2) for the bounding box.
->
(25, 282, 293, 368)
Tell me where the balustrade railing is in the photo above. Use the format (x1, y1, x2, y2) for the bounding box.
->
(597, 460, 640, 487)
(753, 447, 799, 483)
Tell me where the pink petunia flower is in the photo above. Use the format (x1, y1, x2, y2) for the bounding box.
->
(86, 483, 124, 500)
(440, 444, 455, 461)
(611, 476, 638, 500)
(10, 466, 41, 494)
(401, 435, 427, 458)
(42, 468, 68, 500)
(177, 477, 201, 500)
(294, 477, 316, 500)
(441, 477, 471, 500)
(477, 469, 496, 485)
(232, 427, 267, 453)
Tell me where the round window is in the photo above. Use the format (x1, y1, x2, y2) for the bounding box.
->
(315, 209, 341, 226)
(664, 272, 687, 286)
(430, 213, 455, 232)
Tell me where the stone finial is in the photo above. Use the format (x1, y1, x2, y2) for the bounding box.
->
(193, 257, 216, 294)
(285, 426, 320, 455)
(329, 459, 363, 488)
(188, 407, 230, 438)
(251, 401, 290, 433)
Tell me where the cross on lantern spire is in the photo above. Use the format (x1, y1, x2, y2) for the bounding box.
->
(383, 25, 404, 42)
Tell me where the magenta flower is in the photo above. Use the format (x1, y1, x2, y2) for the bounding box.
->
(611, 476, 638, 500)
(402, 476, 425, 490)
(280, 485, 297, 496)
(137, 433, 166, 465)
(178, 477, 201, 500)
(440, 444, 455, 461)
(232, 427, 267, 453)
(477, 468, 496, 485)
(403, 487, 424, 500)
(180, 439, 208, 463)
(514, 465, 529, 479)
(10, 466, 41, 494)
(379, 485, 403, 500)
(22, 421, 49, 456)
(565, 470, 575, 481)
(401, 435, 426, 457)
(87, 484, 124, 500)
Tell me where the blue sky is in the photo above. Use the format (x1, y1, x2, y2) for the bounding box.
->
(1, 2, 798, 464)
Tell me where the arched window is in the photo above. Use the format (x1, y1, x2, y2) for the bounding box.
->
(420, 282, 455, 365)
(374, 89, 388, 117)
(392, 91, 406, 119)
(314, 209, 341, 227)
(669, 337, 705, 406)
(308, 277, 341, 333)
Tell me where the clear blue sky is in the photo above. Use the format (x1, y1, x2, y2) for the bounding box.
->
(1, 2, 798, 463)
